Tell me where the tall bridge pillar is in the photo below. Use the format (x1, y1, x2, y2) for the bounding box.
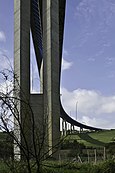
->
(14, 0, 31, 160)
(43, 0, 60, 158)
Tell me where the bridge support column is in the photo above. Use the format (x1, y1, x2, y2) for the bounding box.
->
(80, 127, 83, 133)
(62, 120, 67, 136)
(70, 124, 72, 134)
(43, 0, 60, 158)
(62, 120, 64, 136)
(64, 120, 67, 136)
(14, 0, 31, 160)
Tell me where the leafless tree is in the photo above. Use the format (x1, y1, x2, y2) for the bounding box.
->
(0, 68, 66, 173)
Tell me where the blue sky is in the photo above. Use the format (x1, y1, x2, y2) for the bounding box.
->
(62, 0, 115, 95)
(0, 0, 115, 129)
(0, 1, 13, 59)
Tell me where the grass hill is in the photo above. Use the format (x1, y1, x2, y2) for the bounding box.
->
(66, 129, 115, 147)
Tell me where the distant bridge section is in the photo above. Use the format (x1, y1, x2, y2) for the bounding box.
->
(60, 103, 102, 131)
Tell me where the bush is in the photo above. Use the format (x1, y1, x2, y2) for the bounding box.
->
(101, 160, 115, 173)
(1, 159, 115, 173)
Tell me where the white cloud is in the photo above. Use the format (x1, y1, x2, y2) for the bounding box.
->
(0, 31, 6, 42)
(80, 115, 115, 129)
(63, 49, 68, 56)
(61, 87, 115, 129)
(62, 58, 73, 71)
(81, 116, 98, 127)
(0, 80, 13, 94)
(105, 57, 115, 67)
(0, 54, 13, 70)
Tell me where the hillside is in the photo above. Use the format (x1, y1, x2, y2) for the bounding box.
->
(66, 129, 115, 147)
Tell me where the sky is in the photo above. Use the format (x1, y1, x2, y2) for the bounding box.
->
(0, 0, 115, 129)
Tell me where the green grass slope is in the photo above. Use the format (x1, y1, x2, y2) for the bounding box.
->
(66, 129, 115, 147)
(88, 129, 115, 143)
(77, 133, 105, 146)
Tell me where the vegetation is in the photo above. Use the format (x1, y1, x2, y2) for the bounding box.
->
(0, 160, 115, 173)
(0, 132, 13, 159)
(60, 130, 115, 162)
(65, 129, 115, 147)
(42, 160, 115, 173)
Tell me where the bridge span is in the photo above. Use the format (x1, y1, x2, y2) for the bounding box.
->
(60, 103, 102, 131)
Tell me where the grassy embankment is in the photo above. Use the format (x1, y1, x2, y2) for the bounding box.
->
(66, 129, 115, 147)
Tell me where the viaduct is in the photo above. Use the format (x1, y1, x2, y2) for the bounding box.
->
(14, 0, 101, 159)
